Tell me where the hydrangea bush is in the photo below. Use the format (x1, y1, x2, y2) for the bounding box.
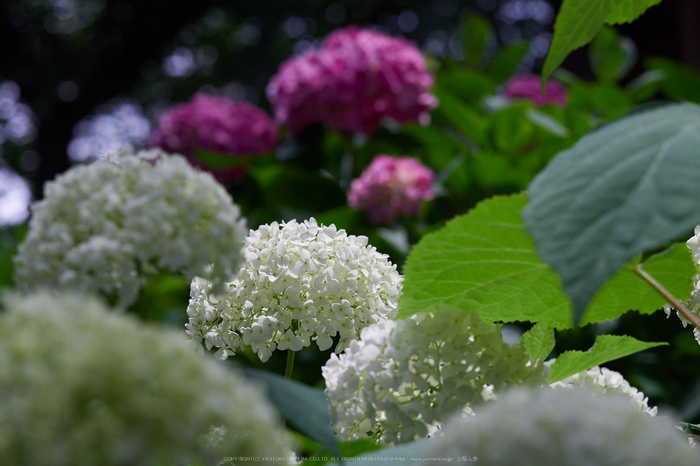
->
(150, 93, 279, 181)
(186, 218, 402, 362)
(0, 291, 289, 466)
(347, 155, 435, 225)
(424, 387, 699, 466)
(267, 26, 437, 135)
(6, 2, 700, 462)
(14, 147, 247, 307)
(322, 310, 546, 445)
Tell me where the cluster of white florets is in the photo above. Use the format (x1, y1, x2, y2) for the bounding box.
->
(663, 226, 700, 344)
(13, 147, 247, 307)
(322, 310, 546, 445)
(186, 218, 402, 362)
(550, 365, 658, 416)
(424, 386, 698, 466)
(0, 291, 289, 466)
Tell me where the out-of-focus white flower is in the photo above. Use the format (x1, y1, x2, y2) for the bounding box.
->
(0, 291, 289, 466)
(423, 386, 699, 466)
(186, 218, 402, 362)
(322, 310, 546, 445)
(550, 365, 657, 416)
(14, 147, 247, 307)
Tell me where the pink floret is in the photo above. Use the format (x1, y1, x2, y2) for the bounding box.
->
(267, 26, 437, 136)
(502, 74, 568, 107)
(348, 155, 435, 225)
(149, 93, 279, 181)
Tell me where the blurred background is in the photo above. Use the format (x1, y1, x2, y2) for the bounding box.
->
(1, 0, 698, 221)
(3, 0, 700, 428)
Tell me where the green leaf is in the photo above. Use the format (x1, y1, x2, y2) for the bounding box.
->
(232, 364, 341, 457)
(433, 87, 489, 148)
(542, 0, 610, 84)
(543, 0, 663, 83)
(547, 334, 667, 383)
(483, 42, 529, 83)
(605, 0, 664, 24)
(523, 103, 700, 323)
(582, 243, 695, 325)
(490, 105, 538, 153)
(525, 109, 570, 137)
(400, 193, 573, 329)
(589, 26, 636, 84)
(435, 69, 496, 105)
(249, 164, 345, 213)
(460, 14, 494, 68)
(520, 323, 556, 363)
(626, 69, 665, 103)
(0, 224, 26, 290)
(646, 57, 700, 104)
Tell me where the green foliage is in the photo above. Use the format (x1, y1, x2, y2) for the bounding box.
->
(520, 323, 556, 363)
(483, 42, 530, 83)
(234, 364, 341, 457)
(589, 26, 637, 84)
(547, 335, 667, 383)
(543, 0, 664, 83)
(460, 14, 494, 68)
(400, 193, 573, 329)
(523, 103, 700, 323)
(0, 225, 26, 291)
(582, 243, 695, 325)
(645, 57, 700, 103)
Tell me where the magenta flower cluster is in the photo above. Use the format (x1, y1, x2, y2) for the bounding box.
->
(502, 74, 568, 107)
(348, 155, 435, 225)
(267, 27, 437, 136)
(149, 93, 279, 181)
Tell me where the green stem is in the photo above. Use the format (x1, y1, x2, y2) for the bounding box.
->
(284, 350, 296, 379)
(279, 350, 296, 430)
(636, 264, 700, 332)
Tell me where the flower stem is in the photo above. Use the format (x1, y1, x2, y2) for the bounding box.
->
(636, 264, 700, 332)
(279, 350, 296, 430)
(284, 350, 296, 379)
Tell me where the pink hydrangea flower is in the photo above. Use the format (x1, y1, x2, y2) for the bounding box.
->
(502, 74, 568, 107)
(348, 155, 435, 225)
(267, 26, 437, 136)
(149, 93, 279, 181)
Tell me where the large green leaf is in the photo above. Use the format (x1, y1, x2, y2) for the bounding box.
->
(232, 364, 341, 457)
(543, 0, 663, 83)
(523, 103, 700, 323)
(547, 335, 667, 383)
(605, 0, 665, 24)
(399, 193, 573, 329)
(582, 243, 695, 325)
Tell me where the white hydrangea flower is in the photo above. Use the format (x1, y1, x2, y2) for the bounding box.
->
(423, 386, 699, 466)
(187, 218, 402, 362)
(322, 310, 546, 445)
(14, 147, 247, 307)
(550, 365, 658, 416)
(0, 291, 290, 466)
(664, 225, 700, 344)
